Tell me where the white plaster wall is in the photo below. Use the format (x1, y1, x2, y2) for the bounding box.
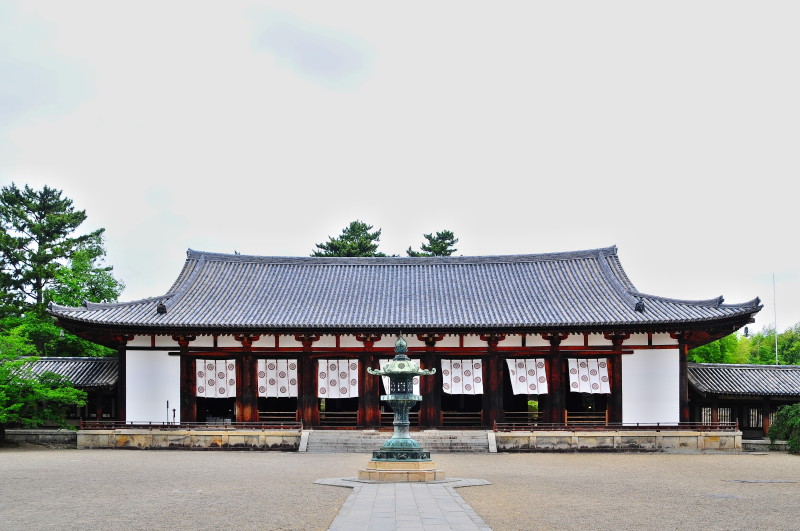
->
(524, 334, 550, 347)
(652, 333, 678, 346)
(587, 334, 613, 347)
(622, 349, 679, 424)
(217, 335, 241, 347)
(126, 351, 180, 423)
(191, 336, 215, 348)
(127, 335, 151, 347)
(153, 336, 178, 347)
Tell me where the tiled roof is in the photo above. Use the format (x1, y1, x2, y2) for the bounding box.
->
(48, 246, 761, 334)
(24, 357, 118, 389)
(688, 363, 800, 398)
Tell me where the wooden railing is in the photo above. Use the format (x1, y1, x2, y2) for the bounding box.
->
(504, 411, 543, 424)
(79, 420, 303, 430)
(493, 421, 740, 432)
(565, 410, 609, 426)
(319, 411, 358, 427)
(441, 411, 483, 427)
(258, 411, 298, 423)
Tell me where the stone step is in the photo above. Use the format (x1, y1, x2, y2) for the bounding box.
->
(305, 430, 490, 453)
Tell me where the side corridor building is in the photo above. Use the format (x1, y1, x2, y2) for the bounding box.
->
(48, 246, 761, 429)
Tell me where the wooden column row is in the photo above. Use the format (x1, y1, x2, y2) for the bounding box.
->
(168, 348, 629, 428)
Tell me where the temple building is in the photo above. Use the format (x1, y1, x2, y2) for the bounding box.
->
(689, 363, 800, 438)
(48, 246, 761, 430)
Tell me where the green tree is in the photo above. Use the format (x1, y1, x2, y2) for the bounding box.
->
(0, 351, 87, 442)
(46, 241, 124, 307)
(688, 333, 741, 364)
(0, 183, 111, 315)
(312, 220, 387, 257)
(776, 323, 800, 365)
(768, 403, 800, 453)
(746, 327, 780, 365)
(407, 230, 459, 257)
(0, 314, 113, 357)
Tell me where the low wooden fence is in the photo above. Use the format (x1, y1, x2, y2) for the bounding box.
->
(79, 420, 303, 431)
(493, 420, 739, 432)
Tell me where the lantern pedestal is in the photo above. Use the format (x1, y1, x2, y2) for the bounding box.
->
(360, 337, 441, 482)
(358, 460, 445, 482)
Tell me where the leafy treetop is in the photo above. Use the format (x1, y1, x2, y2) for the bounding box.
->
(312, 220, 387, 257)
(407, 230, 459, 257)
(0, 183, 117, 315)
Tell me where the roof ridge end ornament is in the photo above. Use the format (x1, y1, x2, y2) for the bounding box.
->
(635, 297, 646, 312)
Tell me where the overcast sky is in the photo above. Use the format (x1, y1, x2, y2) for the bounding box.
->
(2, 1, 798, 333)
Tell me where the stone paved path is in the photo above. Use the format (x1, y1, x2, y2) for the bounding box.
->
(318, 478, 491, 530)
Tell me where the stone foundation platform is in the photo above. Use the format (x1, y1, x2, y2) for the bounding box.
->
(77, 429, 301, 450)
(358, 460, 445, 482)
(495, 429, 742, 452)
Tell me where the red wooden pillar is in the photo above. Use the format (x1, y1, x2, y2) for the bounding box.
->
(116, 343, 127, 423)
(711, 397, 719, 424)
(482, 355, 504, 428)
(180, 355, 197, 422)
(419, 352, 441, 428)
(297, 335, 320, 428)
(174, 335, 197, 423)
(678, 341, 690, 423)
(239, 357, 259, 422)
(605, 334, 628, 424)
(480, 335, 505, 429)
(762, 398, 771, 437)
(93, 391, 103, 421)
(359, 353, 381, 428)
(299, 356, 320, 427)
(546, 334, 568, 424)
(233, 335, 259, 422)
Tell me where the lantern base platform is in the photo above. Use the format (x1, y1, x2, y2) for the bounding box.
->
(357, 460, 445, 482)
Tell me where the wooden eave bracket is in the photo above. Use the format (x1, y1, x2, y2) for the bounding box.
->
(294, 334, 321, 349)
(171, 334, 197, 348)
(479, 333, 506, 349)
(417, 333, 445, 348)
(355, 333, 382, 348)
(234, 333, 261, 349)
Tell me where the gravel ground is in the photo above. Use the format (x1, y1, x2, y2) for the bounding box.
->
(1, 445, 798, 531)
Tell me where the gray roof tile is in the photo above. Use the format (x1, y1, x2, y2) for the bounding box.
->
(25, 357, 118, 389)
(48, 246, 761, 333)
(688, 363, 800, 397)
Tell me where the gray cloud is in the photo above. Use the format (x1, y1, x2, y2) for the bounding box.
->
(255, 16, 373, 90)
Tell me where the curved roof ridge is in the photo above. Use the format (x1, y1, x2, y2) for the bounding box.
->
(162, 252, 206, 311)
(594, 248, 640, 309)
(688, 362, 798, 369)
(185, 245, 619, 265)
(633, 292, 761, 309)
(48, 295, 166, 313)
(31, 356, 117, 361)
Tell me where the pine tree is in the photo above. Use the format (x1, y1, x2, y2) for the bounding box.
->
(0, 184, 117, 315)
(312, 220, 387, 257)
(407, 230, 459, 257)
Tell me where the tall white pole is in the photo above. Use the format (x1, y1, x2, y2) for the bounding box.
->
(773, 273, 779, 364)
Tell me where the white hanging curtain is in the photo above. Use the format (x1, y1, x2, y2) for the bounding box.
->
(317, 359, 359, 398)
(257, 359, 299, 398)
(196, 359, 237, 398)
(379, 359, 421, 395)
(568, 358, 611, 394)
(506, 358, 549, 395)
(441, 359, 483, 395)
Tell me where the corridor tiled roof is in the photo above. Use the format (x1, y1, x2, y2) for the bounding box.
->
(48, 246, 761, 334)
(25, 357, 118, 389)
(688, 363, 800, 397)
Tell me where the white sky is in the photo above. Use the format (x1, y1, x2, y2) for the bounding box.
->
(2, 1, 798, 333)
